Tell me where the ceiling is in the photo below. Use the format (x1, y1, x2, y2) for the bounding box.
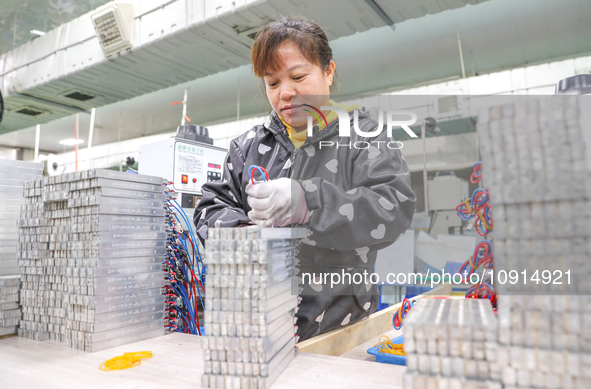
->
(0, 0, 590, 153)
(2, 0, 483, 135)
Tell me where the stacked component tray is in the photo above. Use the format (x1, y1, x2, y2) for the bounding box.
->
(477, 96, 591, 388)
(0, 160, 43, 336)
(18, 169, 167, 351)
(201, 226, 306, 389)
(404, 298, 499, 389)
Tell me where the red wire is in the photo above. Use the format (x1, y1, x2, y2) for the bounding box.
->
(470, 164, 482, 184)
(185, 235, 205, 292)
(185, 263, 202, 335)
(250, 166, 269, 185)
(180, 316, 190, 333)
(393, 298, 412, 329)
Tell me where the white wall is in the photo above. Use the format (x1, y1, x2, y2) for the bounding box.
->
(56, 131, 175, 172)
(55, 115, 267, 172)
(389, 55, 591, 95)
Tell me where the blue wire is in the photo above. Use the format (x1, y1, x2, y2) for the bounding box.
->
(471, 188, 488, 209)
(167, 281, 198, 334)
(248, 165, 268, 182)
(167, 204, 204, 279)
(164, 194, 206, 335)
(168, 198, 204, 270)
(168, 199, 206, 309)
(171, 224, 205, 310)
(167, 233, 204, 314)
(169, 303, 196, 334)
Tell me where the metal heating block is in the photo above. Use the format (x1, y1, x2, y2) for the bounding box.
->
(404, 298, 499, 389)
(0, 159, 43, 336)
(201, 226, 307, 389)
(477, 97, 591, 387)
(17, 169, 167, 352)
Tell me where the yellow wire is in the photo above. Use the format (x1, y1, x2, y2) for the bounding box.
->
(99, 351, 153, 371)
(374, 335, 406, 356)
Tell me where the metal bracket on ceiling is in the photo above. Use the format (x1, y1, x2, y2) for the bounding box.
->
(363, 0, 396, 31)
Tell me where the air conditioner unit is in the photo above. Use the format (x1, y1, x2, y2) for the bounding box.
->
(91, 3, 134, 57)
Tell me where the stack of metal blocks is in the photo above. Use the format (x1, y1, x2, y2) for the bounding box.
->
(404, 298, 499, 389)
(201, 226, 305, 389)
(18, 169, 167, 351)
(477, 96, 591, 388)
(0, 160, 43, 336)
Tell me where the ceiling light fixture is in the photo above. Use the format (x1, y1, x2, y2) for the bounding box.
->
(363, 0, 396, 30)
(59, 138, 85, 146)
(30, 30, 46, 36)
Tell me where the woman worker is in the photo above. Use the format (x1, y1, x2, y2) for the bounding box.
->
(194, 17, 416, 341)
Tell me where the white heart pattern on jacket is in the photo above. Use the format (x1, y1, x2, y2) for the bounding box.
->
(395, 189, 409, 202)
(315, 311, 325, 322)
(301, 180, 318, 192)
(325, 159, 338, 173)
(368, 146, 381, 159)
(258, 144, 271, 155)
(341, 313, 352, 326)
(338, 203, 354, 221)
(370, 224, 386, 239)
(355, 246, 370, 263)
(309, 276, 323, 292)
(378, 197, 394, 210)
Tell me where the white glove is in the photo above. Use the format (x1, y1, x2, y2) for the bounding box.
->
(246, 178, 310, 228)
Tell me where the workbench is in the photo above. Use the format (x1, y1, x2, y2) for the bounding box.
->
(0, 285, 450, 387)
(0, 332, 403, 388)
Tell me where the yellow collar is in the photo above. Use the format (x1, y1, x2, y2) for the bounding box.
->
(278, 100, 359, 148)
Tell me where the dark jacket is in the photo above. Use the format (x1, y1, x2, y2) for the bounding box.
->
(194, 109, 416, 341)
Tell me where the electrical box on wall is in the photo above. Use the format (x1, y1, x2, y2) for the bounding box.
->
(427, 175, 469, 211)
(138, 137, 227, 195)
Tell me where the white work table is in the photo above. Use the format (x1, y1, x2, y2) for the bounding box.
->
(0, 332, 405, 388)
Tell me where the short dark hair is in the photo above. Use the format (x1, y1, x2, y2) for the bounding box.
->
(251, 17, 333, 78)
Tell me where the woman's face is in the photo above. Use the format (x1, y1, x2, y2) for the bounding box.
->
(263, 40, 335, 130)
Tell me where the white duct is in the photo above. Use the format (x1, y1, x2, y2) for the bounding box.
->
(0, 0, 487, 134)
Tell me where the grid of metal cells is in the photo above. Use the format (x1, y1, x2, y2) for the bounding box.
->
(404, 299, 499, 389)
(0, 160, 43, 336)
(17, 169, 167, 352)
(201, 226, 304, 389)
(477, 96, 590, 296)
(477, 96, 591, 387)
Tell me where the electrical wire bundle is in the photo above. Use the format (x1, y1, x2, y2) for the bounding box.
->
(457, 162, 493, 236)
(163, 183, 205, 335)
(456, 162, 497, 310)
(393, 298, 414, 330)
(470, 161, 482, 184)
(374, 335, 406, 356)
(465, 282, 497, 309)
(456, 188, 493, 236)
(459, 240, 493, 276)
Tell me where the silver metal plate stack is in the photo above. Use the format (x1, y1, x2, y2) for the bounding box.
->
(201, 226, 306, 389)
(477, 96, 591, 388)
(0, 159, 43, 336)
(18, 169, 167, 351)
(404, 298, 500, 389)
